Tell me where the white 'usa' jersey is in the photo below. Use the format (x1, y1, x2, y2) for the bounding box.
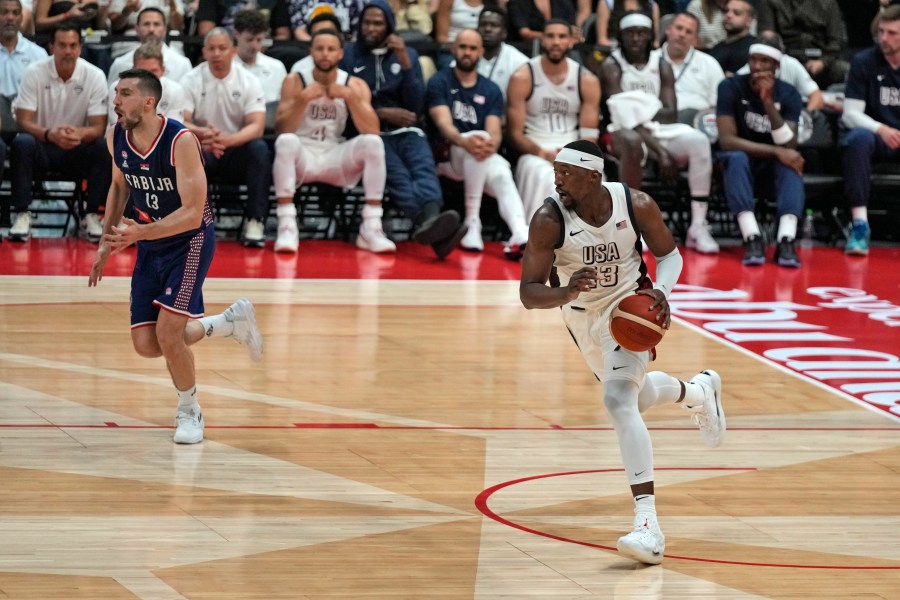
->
(524, 56, 582, 147)
(549, 182, 651, 310)
(294, 66, 350, 145)
(611, 48, 662, 98)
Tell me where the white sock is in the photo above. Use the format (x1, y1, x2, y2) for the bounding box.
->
(851, 206, 868, 222)
(737, 211, 761, 240)
(361, 204, 383, 229)
(690, 200, 708, 227)
(681, 379, 707, 410)
(276, 203, 297, 225)
(197, 312, 234, 338)
(777, 214, 798, 241)
(177, 386, 199, 412)
(635, 494, 656, 515)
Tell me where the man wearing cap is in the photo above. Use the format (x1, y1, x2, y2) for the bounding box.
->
(716, 38, 805, 268)
(341, 0, 466, 259)
(520, 139, 726, 566)
(600, 10, 718, 254)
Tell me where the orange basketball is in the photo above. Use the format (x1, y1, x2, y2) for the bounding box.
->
(609, 293, 666, 352)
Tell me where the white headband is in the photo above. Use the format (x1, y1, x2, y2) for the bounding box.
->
(619, 13, 653, 31)
(749, 44, 783, 63)
(555, 147, 604, 173)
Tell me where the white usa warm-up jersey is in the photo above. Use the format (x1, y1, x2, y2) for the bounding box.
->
(611, 48, 662, 97)
(549, 182, 651, 310)
(294, 66, 350, 145)
(524, 56, 582, 147)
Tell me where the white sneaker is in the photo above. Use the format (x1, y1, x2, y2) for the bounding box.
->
(503, 229, 528, 261)
(617, 513, 665, 565)
(356, 221, 396, 253)
(684, 369, 725, 447)
(686, 222, 720, 254)
(8, 212, 32, 242)
(274, 221, 299, 253)
(173, 408, 204, 444)
(79, 213, 103, 243)
(224, 298, 263, 361)
(460, 219, 484, 252)
(242, 219, 265, 248)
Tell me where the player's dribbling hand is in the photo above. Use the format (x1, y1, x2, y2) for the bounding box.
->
(104, 217, 142, 254)
(566, 267, 598, 301)
(636, 288, 671, 329)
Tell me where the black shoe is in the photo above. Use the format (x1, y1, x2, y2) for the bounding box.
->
(432, 224, 468, 260)
(774, 236, 800, 268)
(412, 210, 460, 245)
(742, 235, 765, 266)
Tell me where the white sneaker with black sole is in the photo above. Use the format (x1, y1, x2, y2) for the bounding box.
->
(8, 212, 32, 242)
(617, 513, 665, 565)
(224, 298, 264, 361)
(173, 408, 204, 444)
(684, 369, 725, 447)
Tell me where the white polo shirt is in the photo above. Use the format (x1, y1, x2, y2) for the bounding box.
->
(108, 75, 186, 123)
(0, 33, 48, 97)
(736, 54, 820, 101)
(181, 62, 265, 134)
(234, 53, 286, 103)
(107, 43, 193, 86)
(663, 43, 725, 112)
(14, 56, 108, 128)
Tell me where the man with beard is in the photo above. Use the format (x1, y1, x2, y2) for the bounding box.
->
(507, 19, 600, 224)
(426, 28, 530, 259)
(716, 39, 805, 267)
(181, 28, 271, 248)
(8, 24, 110, 243)
(90, 68, 263, 446)
(708, 0, 756, 75)
(233, 9, 288, 104)
(601, 12, 716, 254)
(340, 0, 466, 260)
(839, 5, 900, 256)
(272, 28, 396, 254)
(475, 5, 528, 101)
(107, 7, 192, 85)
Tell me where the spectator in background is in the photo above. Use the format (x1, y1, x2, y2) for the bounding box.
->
(181, 27, 271, 247)
(475, 4, 528, 101)
(716, 40, 805, 267)
(233, 8, 287, 103)
(107, 0, 184, 59)
(16, 0, 32, 34)
(661, 11, 724, 125)
(596, 0, 658, 47)
(196, 0, 291, 39)
(287, 0, 362, 40)
(108, 43, 186, 123)
(273, 28, 396, 254)
(289, 5, 341, 71)
(387, 0, 430, 36)
(7, 24, 110, 243)
(509, 0, 580, 42)
(426, 28, 531, 258)
(757, 0, 848, 89)
(107, 8, 193, 84)
(0, 0, 47, 99)
(685, 0, 726, 49)
(33, 0, 105, 32)
(839, 5, 900, 256)
(736, 30, 824, 112)
(708, 0, 754, 75)
(434, 0, 482, 68)
(838, 0, 881, 52)
(507, 19, 601, 223)
(601, 12, 717, 253)
(340, 0, 465, 259)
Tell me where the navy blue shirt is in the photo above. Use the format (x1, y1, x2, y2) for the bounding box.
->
(425, 68, 504, 136)
(716, 74, 803, 145)
(844, 46, 900, 131)
(113, 116, 213, 250)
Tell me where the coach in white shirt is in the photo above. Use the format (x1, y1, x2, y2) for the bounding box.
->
(232, 8, 286, 104)
(8, 24, 110, 243)
(182, 27, 271, 248)
(107, 7, 192, 85)
(661, 12, 725, 125)
(108, 42, 186, 124)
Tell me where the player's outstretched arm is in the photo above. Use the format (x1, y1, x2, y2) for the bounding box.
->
(520, 204, 597, 309)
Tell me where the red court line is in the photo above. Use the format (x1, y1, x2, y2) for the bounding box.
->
(0, 423, 898, 431)
(474, 468, 900, 570)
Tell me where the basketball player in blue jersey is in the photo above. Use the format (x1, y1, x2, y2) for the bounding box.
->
(88, 68, 264, 445)
(520, 140, 725, 565)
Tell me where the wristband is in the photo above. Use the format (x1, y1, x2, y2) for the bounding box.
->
(771, 123, 794, 145)
(44, 128, 50, 142)
(579, 127, 600, 139)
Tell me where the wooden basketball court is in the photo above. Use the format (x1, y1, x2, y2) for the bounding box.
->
(1, 240, 899, 599)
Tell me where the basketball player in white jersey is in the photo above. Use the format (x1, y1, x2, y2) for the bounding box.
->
(507, 19, 601, 223)
(601, 11, 718, 254)
(272, 28, 395, 254)
(520, 140, 726, 565)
